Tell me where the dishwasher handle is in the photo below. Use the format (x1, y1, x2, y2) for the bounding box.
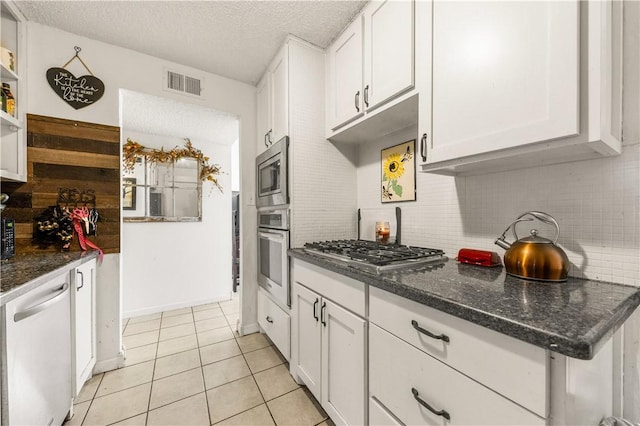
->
(14, 283, 69, 323)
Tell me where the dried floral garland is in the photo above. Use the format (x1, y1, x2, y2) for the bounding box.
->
(123, 138, 222, 191)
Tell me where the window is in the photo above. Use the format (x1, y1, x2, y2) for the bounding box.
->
(122, 157, 201, 222)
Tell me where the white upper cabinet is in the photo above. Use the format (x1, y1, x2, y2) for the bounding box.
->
(326, 0, 416, 137)
(256, 73, 272, 154)
(420, 0, 622, 174)
(256, 44, 289, 155)
(0, 0, 27, 182)
(270, 47, 288, 144)
(363, 0, 414, 112)
(327, 16, 364, 131)
(432, 1, 579, 161)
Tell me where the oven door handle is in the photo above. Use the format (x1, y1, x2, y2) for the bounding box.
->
(258, 230, 287, 242)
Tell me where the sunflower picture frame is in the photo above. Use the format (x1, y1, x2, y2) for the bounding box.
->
(381, 139, 416, 203)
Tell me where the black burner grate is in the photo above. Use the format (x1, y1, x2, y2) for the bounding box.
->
(304, 240, 444, 267)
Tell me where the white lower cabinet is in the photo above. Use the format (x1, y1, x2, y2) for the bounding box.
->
(370, 324, 545, 425)
(291, 260, 366, 426)
(72, 258, 97, 397)
(321, 297, 366, 426)
(257, 288, 290, 360)
(290, 261, 617, 425)
(369, 286, 548, 417)
(291, 282, 322, 396)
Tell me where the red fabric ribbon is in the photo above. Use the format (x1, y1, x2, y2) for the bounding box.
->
(70, 208, 104, 263)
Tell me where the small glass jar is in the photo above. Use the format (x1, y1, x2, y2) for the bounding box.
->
(375, 221, 390, 244)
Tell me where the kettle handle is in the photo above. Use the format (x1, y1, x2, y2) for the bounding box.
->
(513, 211, 560, 244)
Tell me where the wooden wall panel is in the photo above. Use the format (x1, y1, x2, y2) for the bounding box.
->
(1, 114, 121, 254)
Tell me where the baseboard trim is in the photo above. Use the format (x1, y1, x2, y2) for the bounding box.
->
(240, 322, 260, 336)
(94, 352, 125, 374)
(123, 293, 233, 319)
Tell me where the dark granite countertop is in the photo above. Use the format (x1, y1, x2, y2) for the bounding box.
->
(1, 251, 98, 306)
(289, 248, 640, 360)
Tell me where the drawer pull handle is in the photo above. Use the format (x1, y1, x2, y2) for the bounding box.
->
(321, 302, 327, 327)
(411, 320, 450, 343)
(412, 387, 450, 421)
(266, 316, 273, 324)
(313, 298, 319, 322)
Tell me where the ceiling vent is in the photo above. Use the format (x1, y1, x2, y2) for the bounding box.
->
(163, 68, 204, 98)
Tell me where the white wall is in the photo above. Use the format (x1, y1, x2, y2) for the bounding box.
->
(121, 131, 233, 317)
(231, 139, 239, 192)
(357, 129, 639, 286)
(27, 22, 258, 365)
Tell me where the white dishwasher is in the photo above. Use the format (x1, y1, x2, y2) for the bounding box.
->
(1, 271, 72, 426)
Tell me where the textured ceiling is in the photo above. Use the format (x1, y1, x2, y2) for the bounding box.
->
(121, 89, 239, 145)
(16, 0, 367, 85)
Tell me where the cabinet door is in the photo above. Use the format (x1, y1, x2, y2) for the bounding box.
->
(327, 16, 364, 130)
(0, 0, 27, 182)
(430, 0, 579, 163)
(321, 299, 366, 426)
(291, 283, 322, 399)
(364, 0, 414, 111)
(270, 45, 289, 143)
(73, 259, 96, 396)
(256, 72, 272, 154)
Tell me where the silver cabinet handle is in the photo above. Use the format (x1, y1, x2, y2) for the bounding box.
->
(267, 129, 273, 145)
(266, 316, 273, 323)
(364, 85, 369, 107)
(76, 270, 84, 291)
(355, 91, 360, 112)
(14, 283, 69, 323)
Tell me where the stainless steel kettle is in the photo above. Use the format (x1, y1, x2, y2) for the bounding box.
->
(494, 211, 570, 282)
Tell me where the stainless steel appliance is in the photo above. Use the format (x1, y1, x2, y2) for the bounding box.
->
(256, 136, 288, 208)
(232, 191, 240, 292)
(304, 240, 446, 273)
(258, 207, 290, 308)
(2, 273, 72, 425)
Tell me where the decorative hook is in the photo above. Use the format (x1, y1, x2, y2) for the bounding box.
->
(61, 45, 94, 76)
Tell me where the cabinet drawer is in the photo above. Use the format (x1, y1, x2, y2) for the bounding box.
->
(369, 286, 548, 417)
(369, 397, 402, 426)
(370, 324, 545, 426)
(292, 260, 365, 317)
(258, 289, 290, 360)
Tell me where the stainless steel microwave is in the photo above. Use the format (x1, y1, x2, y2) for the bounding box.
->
(256, 136, 288, 208)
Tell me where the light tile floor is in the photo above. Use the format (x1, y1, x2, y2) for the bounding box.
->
(65, 294, 334, 426)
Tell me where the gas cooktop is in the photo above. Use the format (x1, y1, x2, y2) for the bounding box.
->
(303, 240, 447, 273)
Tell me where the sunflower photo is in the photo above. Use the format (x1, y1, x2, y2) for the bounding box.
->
(381, 140, 416, 203)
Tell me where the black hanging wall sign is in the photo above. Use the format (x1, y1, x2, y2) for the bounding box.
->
(46, 46, 105, 110)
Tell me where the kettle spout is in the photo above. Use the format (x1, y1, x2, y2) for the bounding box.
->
(494, 237, 511, 251)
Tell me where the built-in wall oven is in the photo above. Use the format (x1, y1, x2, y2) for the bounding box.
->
(256, 136, 288, 208)
(257, 207, 290, 308)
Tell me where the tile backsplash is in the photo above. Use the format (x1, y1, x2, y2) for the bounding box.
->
(357, 127, 640, 287)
